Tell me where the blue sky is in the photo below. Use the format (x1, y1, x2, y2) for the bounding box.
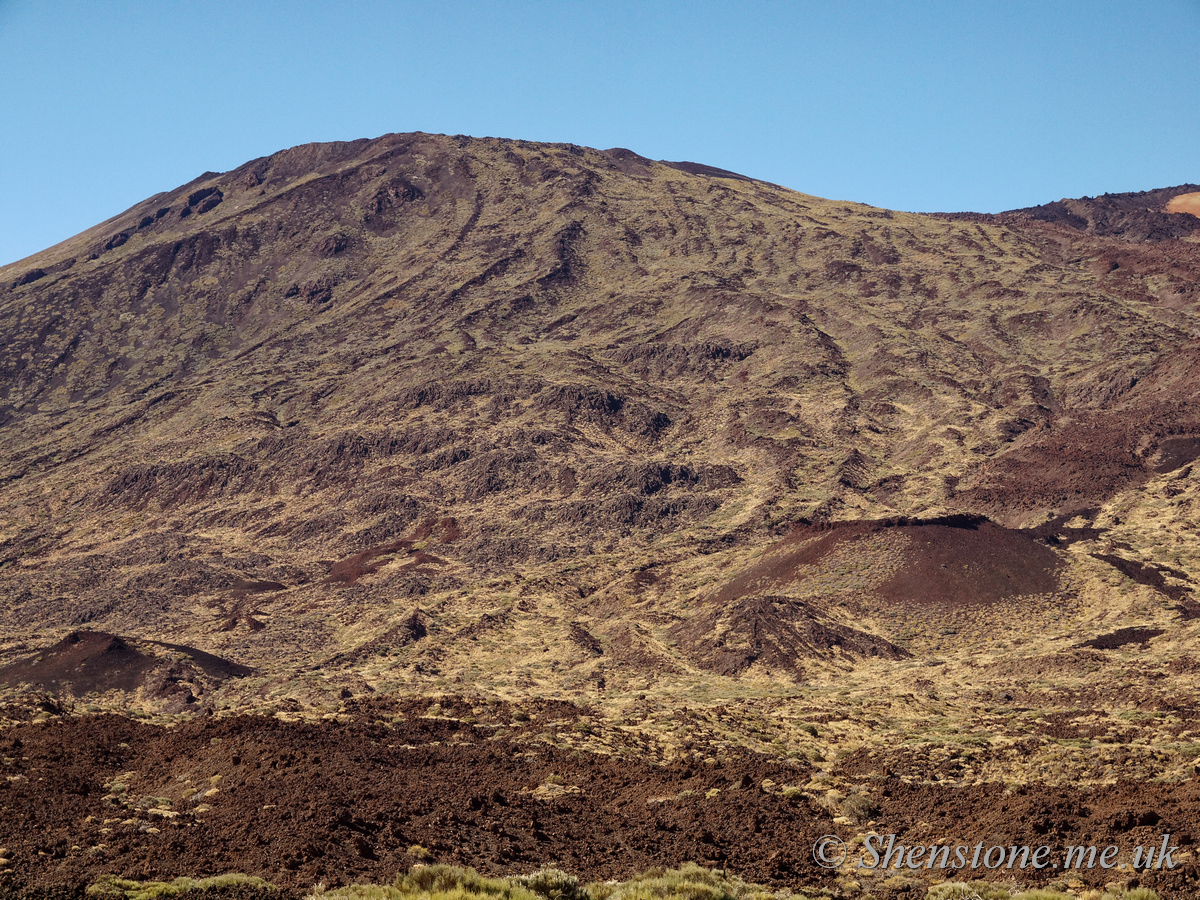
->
(2, 0, 1197, 267)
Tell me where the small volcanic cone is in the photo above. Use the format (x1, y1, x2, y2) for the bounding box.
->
(0, 631, 155, 694)
(0, 630, 250, 699)
(713, 515, 1062, 610)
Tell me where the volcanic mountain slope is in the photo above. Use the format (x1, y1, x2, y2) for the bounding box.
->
(0, 131, 1197, 724)
(3, 133, 1200, 897)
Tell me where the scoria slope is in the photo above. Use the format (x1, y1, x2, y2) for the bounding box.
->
(1, 132, 1200, 896)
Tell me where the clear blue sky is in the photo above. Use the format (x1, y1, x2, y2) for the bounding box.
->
(2, 0, 1197, 267)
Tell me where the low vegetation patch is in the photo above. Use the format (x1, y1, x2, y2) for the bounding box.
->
(303, 865, 793, 900)
(925, 883, 1158, 900)
(297, 865, 1160, 900)
(87, 873, 275, 898)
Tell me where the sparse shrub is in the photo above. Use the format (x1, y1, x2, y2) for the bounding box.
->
(514, 868, 586, 900)
(781, 786, 805, 800)
(395, 864, 537, 900)
(87, 873, 274, 898)
(944, 883, 1016, 900)
(407, 844, 433, 861)
(819, 788, 845, 813)
(799, 723, 819, 737)
(304, 864, 854, 900)
(880, 875, 922, 893)
(841, 792, 877, 823)
(589, 862, 771, 900)
(306, 885, 403, 899)
(925, 885, 984, 900)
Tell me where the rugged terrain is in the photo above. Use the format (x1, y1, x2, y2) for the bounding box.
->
(1, 133, 1199, 897)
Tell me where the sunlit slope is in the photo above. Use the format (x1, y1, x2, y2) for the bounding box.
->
(0, 133, 1196, 710)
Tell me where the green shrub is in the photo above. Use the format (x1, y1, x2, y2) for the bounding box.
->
(923, 884, 1137, 900)
(589, 863, 772, 900)
(514, 868, 586, 900)
(88, 873, 274, 899)
(841, 793, 877, 823)
(924, 884, 1003, 900)
(925, 886, 980, 900)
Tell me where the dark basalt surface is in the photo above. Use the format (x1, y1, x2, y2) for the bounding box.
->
(2, 711, 1200, 897)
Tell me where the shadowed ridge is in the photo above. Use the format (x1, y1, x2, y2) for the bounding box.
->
(658, 159, 757, 182)
(931, 183, 1200, 242)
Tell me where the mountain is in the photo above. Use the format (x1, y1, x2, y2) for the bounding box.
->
(1, 133, 1199, 896)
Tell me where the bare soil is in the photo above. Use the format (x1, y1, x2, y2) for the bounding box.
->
(1166, 192, 1200, 218)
